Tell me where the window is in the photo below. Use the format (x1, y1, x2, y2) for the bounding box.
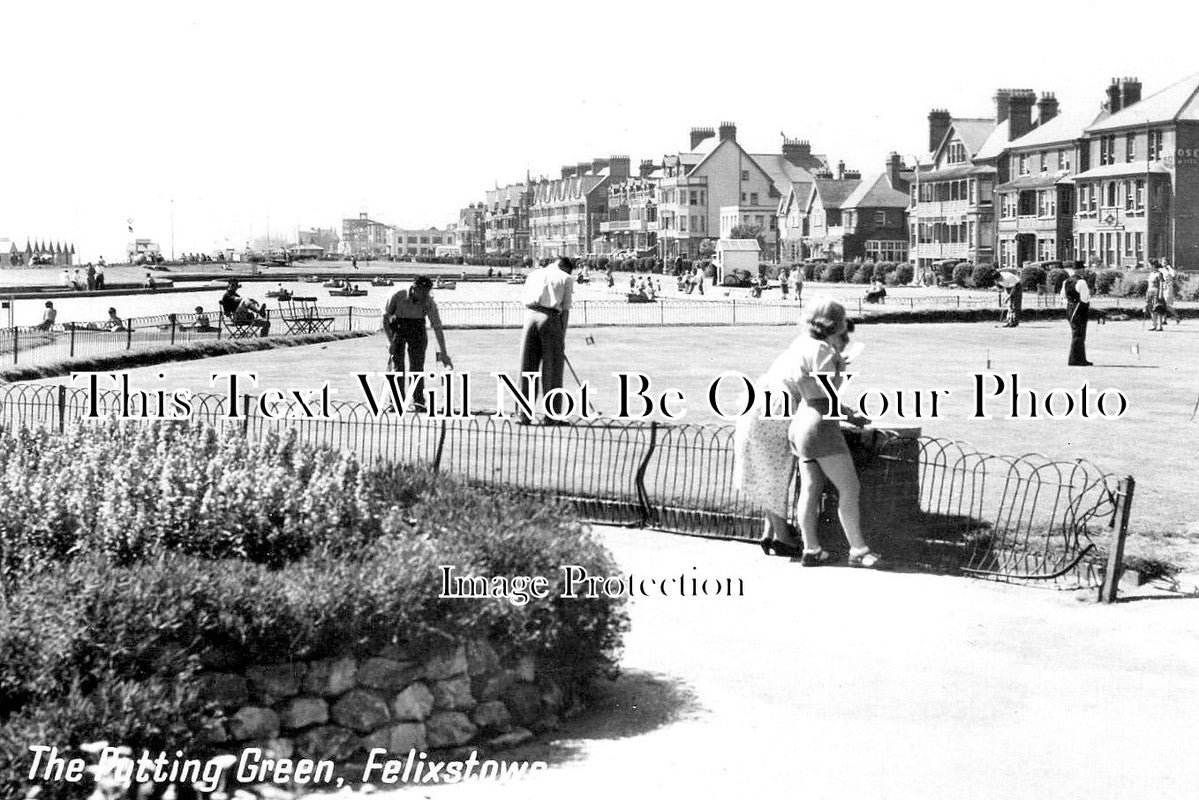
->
(1135, 232, 1144, 261)
(1106, 182, 1117, 207)
(740, 192, 746, 203)
(1126, 133, 1136, 162)
(1135, 179, 1145, 210)
(1149, 129, 1164, 161)
(740, 170, 749, 181)
(1019, 154, 1030, 175)
(1100, 135, 1116, 166)
(874, 210, 887, 225)
(969, 180, 976, 204)
(1040, 152, 1048, 173)
(1058, 149, 1066, 170)
(1124, 180, 1134, 211)
(750, 193, 759, 205)
(689, 191, 697, 205)
(947, 142, 967, 164)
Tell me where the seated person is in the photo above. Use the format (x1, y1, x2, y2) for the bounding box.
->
(190, 306, 215, 331)
(106, 308, 125, 332)
(144, 272, 157, 289)
(34, 301, 57, 331)
(219, 281, 242, 316)
(233, 298, 271, 335)
(865, 279, 887, 303)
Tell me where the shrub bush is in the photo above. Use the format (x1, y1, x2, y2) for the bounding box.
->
(0, 421, 628, 797)
(851, 265, 874, 283)
(1095, 269, 1122, 295)
(802, 263, 818, 281)
(885, 264, 914, 286)
(938, 261, 958, 285)
(970, 263, 1000, 289)
(952, 263, 973, 287)
(819, 264, 845, 282)
(1020, 265, 1047, 291)
(1047, 267, 1070, 293)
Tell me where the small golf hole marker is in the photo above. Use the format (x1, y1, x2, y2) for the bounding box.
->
(585, 335, 595, 346)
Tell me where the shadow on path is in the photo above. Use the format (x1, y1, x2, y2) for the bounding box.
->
(499, 669, 702, 769)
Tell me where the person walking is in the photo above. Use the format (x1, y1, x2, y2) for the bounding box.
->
(516, 256, 574, 424)
(786, 298, 881, 567)
(1062, 263, 1094, 365)
(792, 266, 804, 304)
(998, 271, 1023, 327)
(383, 276, 453, 412)
(779, 266, 790, 299)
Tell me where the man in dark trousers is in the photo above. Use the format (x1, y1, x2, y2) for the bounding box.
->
(516, 256, 574, 424)
(383, 276, 453, 412)
(1061, 263, 1093, 366)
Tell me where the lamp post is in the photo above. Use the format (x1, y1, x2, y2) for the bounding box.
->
(908, 154, 924, 285)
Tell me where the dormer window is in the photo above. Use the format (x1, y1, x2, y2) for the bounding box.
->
(947, 141, 967, 164)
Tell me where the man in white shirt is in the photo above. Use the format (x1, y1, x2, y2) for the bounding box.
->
(516, 256, 575, 423)
(1161, 258, 1180, 324)
(1060, 263, 1093, 366)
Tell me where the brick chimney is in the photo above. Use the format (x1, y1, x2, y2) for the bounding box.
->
(782, 137, 813, 166)
(1121, 77, 1142, 109)
(836, 160, 846, 180)
(690, 127, 715, 149)
(608, 155, 631, 181)
(886, 152, 904, 188)
(994, 89, 1012, 123)
(561, 165, 576, 179)
(1106, 78, 1122, 113)
(592, 157, 611, 174)
(1037, 92, 1059, 125)
(1008, 90, 1036, 140)
(576, 161, 591, 176)
(928, 109, 951, 153)
(639, 159, 655, 178)
(718, 121, 737, 142)
(843, 169, 861, 181)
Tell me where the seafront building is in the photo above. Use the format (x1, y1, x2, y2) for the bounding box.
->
(602, 159, 663, 255)
(529, 158, 626, 260)
(390, 226, 458, 259)
(340, 213, 393, 258)
(483, 181, 533, 258)
(804, 154, 911, 262)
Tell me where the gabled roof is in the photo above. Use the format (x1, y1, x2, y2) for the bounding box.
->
(1088, 72, 1199, 132)
(1009, 104, 1107, 150)
(808, 178, 861, 212)
(841, 173, 910, 209)
(751, 153, 826, 195)
(974, 120, 1012, 160)
(950, 118, 999, 155)
(1071, 161, 1171, 180)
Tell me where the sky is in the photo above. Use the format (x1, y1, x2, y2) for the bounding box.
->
(4, 0, 1199, 262)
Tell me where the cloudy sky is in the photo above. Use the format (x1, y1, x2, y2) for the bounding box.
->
(4, 0, 1198, 261)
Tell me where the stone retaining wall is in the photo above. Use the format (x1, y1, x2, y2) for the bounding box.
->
(196, 639, 569, 763)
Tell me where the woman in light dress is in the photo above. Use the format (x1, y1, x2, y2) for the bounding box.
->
(732, 298, 883, 567)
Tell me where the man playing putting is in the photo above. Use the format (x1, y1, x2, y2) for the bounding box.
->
(383, 276, 453, 412)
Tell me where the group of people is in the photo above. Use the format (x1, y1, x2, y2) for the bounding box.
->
(731, 297, 883, 569)
(630, 276, 660, 300)
(59, 263, 106, 291)
(776, 266, 804, 302)
(1145, 259, 1180, 331)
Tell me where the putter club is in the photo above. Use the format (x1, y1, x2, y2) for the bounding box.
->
(565, 355, 601, 416)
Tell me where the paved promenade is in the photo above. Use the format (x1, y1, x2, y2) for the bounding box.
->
(340, 526, 1198, 799)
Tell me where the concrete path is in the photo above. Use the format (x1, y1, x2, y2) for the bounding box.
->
(329, 526, 1199, 799)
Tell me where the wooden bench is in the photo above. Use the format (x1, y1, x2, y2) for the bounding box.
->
(222, 307, 270, 339)
(278, 296, 334, 334)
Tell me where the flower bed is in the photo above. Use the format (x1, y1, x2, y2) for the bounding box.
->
(0, 422, 627, 798)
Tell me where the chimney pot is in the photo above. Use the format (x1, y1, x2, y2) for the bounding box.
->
(1120, 77, 1142, 109)
(718, 121, 737, 141)
(1007, 89, 1036, 140)
(928, 109, 951, 153)
(836, 160, 846, 180)
(689, 126, 715, 149)
(1106, 80, 1123, 114)
(1037, 92, 1060, 125)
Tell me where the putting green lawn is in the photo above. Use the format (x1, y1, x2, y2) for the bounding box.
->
(46, 319, 1199, 571)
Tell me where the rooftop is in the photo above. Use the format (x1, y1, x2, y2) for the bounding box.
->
(1087, 71, 1199, 132)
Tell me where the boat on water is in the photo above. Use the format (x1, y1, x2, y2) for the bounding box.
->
(322, 280, 343, 288)
(329, 288, 368, 297)
(302, 276, 324, 283)
(265, 289, 293, 300)
(434, 280, 457, 290)
(370, 277, 395, 287)
(506, 276, 525, 285)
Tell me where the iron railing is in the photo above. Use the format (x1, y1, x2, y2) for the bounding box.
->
(0, 383, 1135, 597)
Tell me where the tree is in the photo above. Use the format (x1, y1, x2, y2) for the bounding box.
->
(729, 223, 766, 251)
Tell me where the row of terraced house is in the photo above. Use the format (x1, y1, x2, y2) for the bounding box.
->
(450, 70, 1199, 270)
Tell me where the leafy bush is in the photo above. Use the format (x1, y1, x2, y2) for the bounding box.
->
(818, 264, 845, 282)
(872, 262, 897, 281)
(1047, 267, 1069, 293)
(1020, 265, 1047, 290)
(852, 265, 874, 283)
(802, 263, 818, 280)
(970, 263, 999, 289)
(886, 264, 914, 286)
(0, 421, 628, 796)
(952, 263, 973, 287)
(1095, 269, 1122, 295)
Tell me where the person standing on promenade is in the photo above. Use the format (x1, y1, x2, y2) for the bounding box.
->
(779, 266, 790, 299)
(1161, 258, 1181, 324)
(383, 276, 453, 413)
(1146, 263, 1167, 332)
(94, 262, 105, 289)
(1062, 263, 1093, 365)
(516, 256, 574, 424)
(86, 264, 96, 291)
(998, 271, 1022, 327)
(792, 265, 804, 304)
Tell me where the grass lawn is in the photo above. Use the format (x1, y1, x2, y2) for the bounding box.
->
(46, 318, 1199, 571)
